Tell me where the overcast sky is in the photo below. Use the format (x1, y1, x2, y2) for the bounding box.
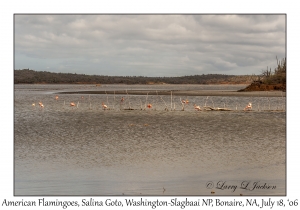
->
(14, 14, 286, 77)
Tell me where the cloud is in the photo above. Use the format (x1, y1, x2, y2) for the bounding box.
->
(14, 14, 286, 76)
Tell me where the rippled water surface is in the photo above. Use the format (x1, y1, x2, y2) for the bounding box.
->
(14, 84, 286, 195)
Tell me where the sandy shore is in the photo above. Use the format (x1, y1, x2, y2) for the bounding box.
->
(57, 90, 286, 97)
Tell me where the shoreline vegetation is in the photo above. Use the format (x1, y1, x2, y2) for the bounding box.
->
(14, 69, 253, 85)
(238, 57, 286, 92)
(14, 57, 286, 93)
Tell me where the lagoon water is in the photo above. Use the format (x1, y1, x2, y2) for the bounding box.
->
(14, 84, 286, 195)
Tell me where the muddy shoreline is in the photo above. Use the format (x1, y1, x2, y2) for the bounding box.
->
(57, 90, 286, 97)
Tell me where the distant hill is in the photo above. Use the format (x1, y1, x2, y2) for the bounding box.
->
(14, 69, 253, 85)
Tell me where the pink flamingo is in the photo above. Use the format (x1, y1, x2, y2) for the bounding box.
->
(194, 104, 201, 111)
(102, 102, 108, 109)
(181, 99, 189, 104)
(147, 104, 152, 108)
(39, 102, 44, 108)
(244, 102, 252, 111)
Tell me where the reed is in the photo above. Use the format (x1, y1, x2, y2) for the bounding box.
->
(267, 92, 271, 110)
(257, 93, 260, 111)
(224, 98, 229, 108)
(160, 95, 168, 111)
(180, 97, 184, 111)
(88, 95, 92, 110)
(126, 89, 131, 109)
(204, 96, 209, 107)
(211, 97, 215, 108)
(173, 96, 176, 110)
(105, 90, 109, 107)
(113, 91, 115, 110)
(155, 90, 159, 111)
(140, 99, 143, 110)
(145, 92, 149, 110)
(170, 91, 172, 111)
(281, 91, 285, 110)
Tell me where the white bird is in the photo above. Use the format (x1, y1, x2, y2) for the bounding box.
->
(194, 104, 201, 111)
(32, 103, 35, 106)
(181, 99, 189, 104)
(244, 102, 252, 111)
(102, 102, 108, 109)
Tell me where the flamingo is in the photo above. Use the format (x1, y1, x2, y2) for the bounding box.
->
(147, 104, 152, 108)
(70, 102, 76, 107)
(32, 103, 35, 106)
(181, 99, 189, 104)
(55, 95, 59, 100)
(102, 102, 108, 109)
(121, 97, 125, 102)
(194, 104, 201, 111)
(244, 102, 252, 111)
(39, 102, 44, 108)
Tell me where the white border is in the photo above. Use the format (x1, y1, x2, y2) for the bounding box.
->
(2, 1, 298, 209)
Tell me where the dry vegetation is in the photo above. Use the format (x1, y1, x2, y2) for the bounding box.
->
(239, 57, 286, 92)
(15, 57, 286, 89)
(14, 70, 254, 85)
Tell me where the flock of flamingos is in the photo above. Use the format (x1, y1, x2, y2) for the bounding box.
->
(31, 94, 254, 111)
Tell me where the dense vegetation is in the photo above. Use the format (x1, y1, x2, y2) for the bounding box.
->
(14, 69, 254, 85)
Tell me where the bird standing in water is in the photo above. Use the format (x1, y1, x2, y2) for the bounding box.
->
(102, 102, 108, 110)
(194, 104, 201, 111)
(181, 99, 189, 104)
(244, 102, 252, 111)
(39, 102, 44, 108)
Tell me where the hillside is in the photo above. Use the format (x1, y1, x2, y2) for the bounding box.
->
(14, 69, 253, 85)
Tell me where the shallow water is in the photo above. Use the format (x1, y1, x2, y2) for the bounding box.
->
(14, 84, 286, 195)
